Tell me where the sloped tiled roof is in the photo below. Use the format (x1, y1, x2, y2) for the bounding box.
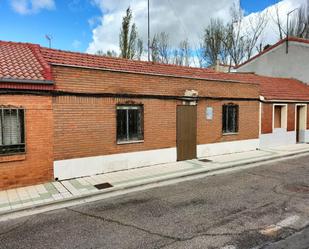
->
(40, 47, 222, 79)
(40, 46, 309, 100)
(0, 40, 309, 101)
(0, 41, 52, 82)
(220, 73, 309, 101)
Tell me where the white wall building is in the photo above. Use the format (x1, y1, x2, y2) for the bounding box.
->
(236, 37, 309, 85)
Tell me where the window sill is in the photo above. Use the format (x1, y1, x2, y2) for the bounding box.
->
(117, 140, 144, 145)
(222, 132, 239, 136)
(0, 153, 26, 163)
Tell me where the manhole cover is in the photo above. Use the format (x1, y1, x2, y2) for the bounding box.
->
(94, 182, 113, 190)
(284, 183, 309, 194)
(198, 159, 212, 163)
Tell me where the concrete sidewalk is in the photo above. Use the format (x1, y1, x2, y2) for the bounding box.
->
(1, 143, 309, 217)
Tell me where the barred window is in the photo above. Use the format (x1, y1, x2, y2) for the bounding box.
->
(116, 105, 144, 143)
(0, 107, 25, 155)
(222, 104, 239, 134)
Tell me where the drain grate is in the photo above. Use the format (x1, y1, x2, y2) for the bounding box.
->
(94, 182, 113, 190)
(198, 159, 212, 163)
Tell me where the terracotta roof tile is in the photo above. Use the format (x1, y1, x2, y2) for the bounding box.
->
(1, 40, 308, 101)
(225, 73, 309, 101)
(0, 41, 52, 82)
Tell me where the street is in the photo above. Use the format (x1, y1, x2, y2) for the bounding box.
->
(0, 155, 308, 249)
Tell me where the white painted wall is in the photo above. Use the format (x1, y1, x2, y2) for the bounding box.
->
(303, 130, 309, 143)
(197, 139, 259, 157)
(54, 138, 261, 180)
(260, 129, 296, 148)
(237, 41, 309, 84)
(54, 147, 177, 180)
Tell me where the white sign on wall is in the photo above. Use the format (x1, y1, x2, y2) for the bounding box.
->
(206, 107, 213, 120)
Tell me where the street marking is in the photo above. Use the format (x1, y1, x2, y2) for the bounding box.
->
(260, 215, 300, 236)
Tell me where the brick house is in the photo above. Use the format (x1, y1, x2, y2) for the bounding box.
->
(0, 40, 308, 190)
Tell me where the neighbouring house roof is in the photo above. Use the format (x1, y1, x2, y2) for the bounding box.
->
(226, 73, 309, 101)
(236, 37, 309, 69)
(1, 40, 309, 101)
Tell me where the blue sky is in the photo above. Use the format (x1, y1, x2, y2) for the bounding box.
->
(0, 0, 282, 52)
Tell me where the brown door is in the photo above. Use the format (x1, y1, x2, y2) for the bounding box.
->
(176, 105, 197, 161)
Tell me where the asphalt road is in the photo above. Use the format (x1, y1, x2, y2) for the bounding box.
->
(0, 155, 309, 249)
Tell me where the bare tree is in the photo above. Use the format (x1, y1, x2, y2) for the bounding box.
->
(289, 3, 309, 38)
(151, 35, 160, 62)
(223, 2, 247, 66)
(119, 7, 138, 59)
(244, 12, 268, 59)
(96, 50, 118, 57)
(224, 1, 267, 66)
(272, 3, 285, 39)
(136, 38, 143, 60)
(173, 39, 191, 66)
(150, 32, 171, 63)
(200, 18, 228, 66)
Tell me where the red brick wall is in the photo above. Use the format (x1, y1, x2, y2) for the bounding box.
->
(197, 100, 259, 144)
(262, 103, 302, 134)
(0, 95, 53, 190)
(52, 66, 259, 99)
(53, 96, 259, 161)
(53, 96, 177, 160)
(52, 65, 260, 161)
(261, 103, 273, 134)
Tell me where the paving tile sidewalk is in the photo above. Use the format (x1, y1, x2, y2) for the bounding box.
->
(1, 143, 309, 215)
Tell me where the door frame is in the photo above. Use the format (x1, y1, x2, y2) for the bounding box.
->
(295, 104, 307, 143)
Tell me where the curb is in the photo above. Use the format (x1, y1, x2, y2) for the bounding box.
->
(1, 150, 309, 220)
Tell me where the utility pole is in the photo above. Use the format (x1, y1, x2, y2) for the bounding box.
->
(286, 8, 298, 54)
(147, 0, 150, 61)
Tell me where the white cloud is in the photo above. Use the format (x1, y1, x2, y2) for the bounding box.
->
(10, 0, 55, 15)
(87, 0, 234, 54)
(87, 0, 306, 55)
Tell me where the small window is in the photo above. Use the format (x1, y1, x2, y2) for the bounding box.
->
(222, 104, 239, 134)
(0, 107, 25, 155)
(116, 105, 144, 143)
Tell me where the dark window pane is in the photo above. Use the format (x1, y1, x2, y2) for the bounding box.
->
(222, 105, 227, 133)
(116, 105, 144, 142)
(0, 108, 25, 155)
(222, 104, 238, 133)
(117, 109, 127, 142)
(128, 108, 143, 141)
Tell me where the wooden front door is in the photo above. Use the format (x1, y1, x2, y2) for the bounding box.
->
(176, 105, 197, 161)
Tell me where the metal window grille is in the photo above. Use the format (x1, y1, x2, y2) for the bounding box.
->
(0, 107, 25, 155)
(222, 104, 239, 133)
(116, 105, 144, 142)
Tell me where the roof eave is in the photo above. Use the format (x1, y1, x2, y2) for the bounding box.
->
(0, 78, 54, 85)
